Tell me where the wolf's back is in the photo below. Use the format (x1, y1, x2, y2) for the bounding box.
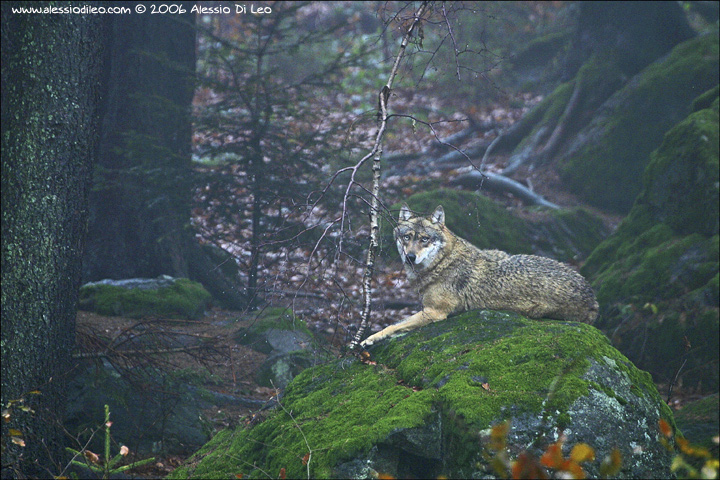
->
(442, 239, 598, 324)
(481, 251, 598, 323)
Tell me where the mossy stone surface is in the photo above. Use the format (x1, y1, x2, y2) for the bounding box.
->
(234, 307, 315, 354)
(169, 311, 674, 479)
(641, 104, 719, 237)
(581, 95, 719, 392)
(78, 277, 211, 320)
(235, 308, 327, 389)
(381, 189, 607, 263)
(558, 32, 719, 213)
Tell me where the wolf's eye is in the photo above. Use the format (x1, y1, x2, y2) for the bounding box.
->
(402, 234, 411, 241)
(420, 236, 430, 243)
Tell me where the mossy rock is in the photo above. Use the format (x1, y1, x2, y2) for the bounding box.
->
(505, 29, 573, 92)
(78, 276, 211, 320)
(558, 32, 719, 213)
(254, 350, 321, 389)
(235, 308, 327, 388)
(169, 311, 675, 479)
(581, 97, 719, 392)
(380, 189, 607, 263)
(235, 307, 315, 354)
(641, 101, 719, 237)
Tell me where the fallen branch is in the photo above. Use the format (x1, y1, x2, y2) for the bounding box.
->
(450, 170, 560, 209)
(72, 343, 213, 359)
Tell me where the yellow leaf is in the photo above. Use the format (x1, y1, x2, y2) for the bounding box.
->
(8, 429, 23, 437)
(570, 443, 595, 463)
(11, 437, 25, 447)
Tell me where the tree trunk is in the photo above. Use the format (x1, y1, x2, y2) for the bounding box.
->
(82, 2, 246, 309)
(1, 4, 106, 477)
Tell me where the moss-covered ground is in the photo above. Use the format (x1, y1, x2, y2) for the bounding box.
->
(168, 311, 674, 479)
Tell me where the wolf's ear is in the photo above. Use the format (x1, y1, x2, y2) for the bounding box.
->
(399, 203, 412, 221)
(431, 205, 445, 225)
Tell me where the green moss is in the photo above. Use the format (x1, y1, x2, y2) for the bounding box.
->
(641, 107, 719, 237)
(171, 360, 436, 479)
(692, 85, 719, 112)
(78, 278, 211, 319)
(589, 232, 718, 307)
(170, 312, 674, 479)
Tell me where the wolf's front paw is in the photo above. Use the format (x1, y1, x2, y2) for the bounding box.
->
(360, 333, 381, 348)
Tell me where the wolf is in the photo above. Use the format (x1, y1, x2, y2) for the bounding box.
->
(360, 204, 599, 347)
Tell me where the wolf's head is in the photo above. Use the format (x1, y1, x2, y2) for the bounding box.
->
(394, 204, 447, 273)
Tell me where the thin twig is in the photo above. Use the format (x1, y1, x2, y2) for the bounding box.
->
(72, 344, 213, 359)
(271, 381, 313, 479)
(349, 1, 430, 350)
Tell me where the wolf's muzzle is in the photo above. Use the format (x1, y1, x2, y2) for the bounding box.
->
(405, 253, 416, 265)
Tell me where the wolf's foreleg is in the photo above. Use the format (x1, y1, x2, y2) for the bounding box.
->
(360, 308, 447, 347)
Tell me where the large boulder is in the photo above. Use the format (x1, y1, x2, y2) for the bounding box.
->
(78, 275, 212, 320)
(169, 311, 676, 479)
(582, 92, 719, 392)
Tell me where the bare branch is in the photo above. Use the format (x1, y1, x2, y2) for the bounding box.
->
(349, 1, 431, 351)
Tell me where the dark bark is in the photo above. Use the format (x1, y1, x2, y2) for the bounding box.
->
(1, 3, 106, 477)
(82, 3, 246, 309)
